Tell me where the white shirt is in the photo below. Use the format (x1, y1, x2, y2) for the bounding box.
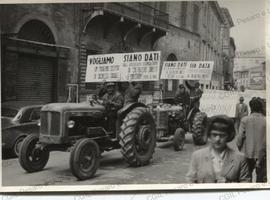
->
(210, 148, 227, 182)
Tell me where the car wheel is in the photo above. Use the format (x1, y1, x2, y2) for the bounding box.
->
(13, 136, 25, 157)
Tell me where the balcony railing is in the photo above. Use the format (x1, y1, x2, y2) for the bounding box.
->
(89, 2, 169, 31)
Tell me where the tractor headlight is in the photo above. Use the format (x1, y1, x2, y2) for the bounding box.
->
(171, 112, 176, 117)
(37, 120, 41, 126)
(67, 120, 75, 128)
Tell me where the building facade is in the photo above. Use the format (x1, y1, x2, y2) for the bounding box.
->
(1, 2, 168, 103)
(1, 4, 79, 103)
(234, 57, 265, 90)
(198, 2, 225, 90)
(220, 7, 235, 90)
(155, 1, 201, 97)
(1, 1, 234, 104)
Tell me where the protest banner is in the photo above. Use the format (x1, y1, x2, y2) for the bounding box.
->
(85, 51, 161, 82)
(160, 61, 214, 81)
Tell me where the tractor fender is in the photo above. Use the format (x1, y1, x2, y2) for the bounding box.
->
(117, 102, 147, 121)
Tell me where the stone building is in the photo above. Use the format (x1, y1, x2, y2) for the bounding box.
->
(220, 8, 235, 90)
(234, 57, 265, 90)
(198, 2, 225, 90)
(1, 1, 234, 104)
(1, 4, 79, 103)
(1, 2, 168, 103)
(155, 1, 201, 97)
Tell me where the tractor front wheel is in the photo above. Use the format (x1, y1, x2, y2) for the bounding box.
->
(173, 128, 185, 151)
(119, 107, 156, 166)
(70, 138, 99, 180)
(19, 134, 49, 173)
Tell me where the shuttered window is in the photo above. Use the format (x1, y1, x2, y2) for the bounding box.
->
(16, 54, 55, 103)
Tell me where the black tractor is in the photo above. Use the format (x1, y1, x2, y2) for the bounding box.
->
(19, 94, 156, 180)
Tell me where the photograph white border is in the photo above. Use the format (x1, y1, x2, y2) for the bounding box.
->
(0, 0, 269, 192)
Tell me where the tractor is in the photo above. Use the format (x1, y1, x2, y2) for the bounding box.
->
(19, 85, 156, 180)
(149, 97, 208, 151)
(148, 80, 208, 151)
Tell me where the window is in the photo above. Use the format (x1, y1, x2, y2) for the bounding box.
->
(188, 40, 191, 48)
(167, 79, 173, 91)
(29, 108, 41, 121)
(181, 2, 188, 28)
(193, 5, 199, 32)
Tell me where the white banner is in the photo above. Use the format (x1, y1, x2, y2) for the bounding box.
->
(85, 51, 160, 82)
(160, 61, 214, 81)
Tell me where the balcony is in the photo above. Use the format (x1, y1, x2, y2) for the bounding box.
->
(83, 2, 169, 32)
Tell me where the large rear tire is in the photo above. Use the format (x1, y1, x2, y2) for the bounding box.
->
(191, 112, 208, 145)
(19, 134, 49, 173)
(70, 138, 99, 180)
(119, 107, 156, 166)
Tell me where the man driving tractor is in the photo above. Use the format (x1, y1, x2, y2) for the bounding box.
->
(187, 81, 203, 109)
(174, 84, 190, 108)
(101, 82, 124, 132)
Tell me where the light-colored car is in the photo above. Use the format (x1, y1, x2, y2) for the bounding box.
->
(1, 101, 43, 157)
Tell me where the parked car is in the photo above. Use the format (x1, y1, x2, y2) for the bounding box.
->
(1, 101, 43, 157)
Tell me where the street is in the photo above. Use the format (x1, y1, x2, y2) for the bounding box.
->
(2, 133, 208, 186)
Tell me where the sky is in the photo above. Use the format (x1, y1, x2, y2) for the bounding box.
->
(218, 0, 266, 56)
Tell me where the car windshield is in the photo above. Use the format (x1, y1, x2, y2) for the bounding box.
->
(1, 108, 18, 118)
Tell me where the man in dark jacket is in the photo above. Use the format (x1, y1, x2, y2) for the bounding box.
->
(174, 84, 190, 107)
(236, 97, 266, 181)
(189, 82, 203, 109)
(235, 96, 248, 132)
(124, 81, 142, 105)
(102, 82, 124, 132)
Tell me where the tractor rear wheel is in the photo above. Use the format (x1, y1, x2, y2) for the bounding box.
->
(19, 134, 49, 173)
(70, 138, 99, 180)
(191, 112, 208, 145)
(119, 107, 156, 166)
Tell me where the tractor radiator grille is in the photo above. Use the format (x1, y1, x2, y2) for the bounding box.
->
(40, 111, 60, 136)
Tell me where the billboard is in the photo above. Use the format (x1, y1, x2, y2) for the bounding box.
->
(85, 51, 161, 82)
(160, 61, 214, 81)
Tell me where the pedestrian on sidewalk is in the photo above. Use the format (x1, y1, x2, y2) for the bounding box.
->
(186, 115, 251, 183)
(236, 97, 266, 182)
(235, 96, 248, 133)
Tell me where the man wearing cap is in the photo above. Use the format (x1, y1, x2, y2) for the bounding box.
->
(236, 97, 266, 182)
(174, 84, 190, 108)
(235, 96, 248, 132)
(102, 82, 124, 132)
(186, 115, 251, 183)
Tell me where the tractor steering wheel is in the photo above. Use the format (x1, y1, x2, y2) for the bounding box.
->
(89, 96, 102, 105)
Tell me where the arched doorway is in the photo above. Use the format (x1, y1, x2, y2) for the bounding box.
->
(164, 53, 178, 97)
(15, 20, 57, 103)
